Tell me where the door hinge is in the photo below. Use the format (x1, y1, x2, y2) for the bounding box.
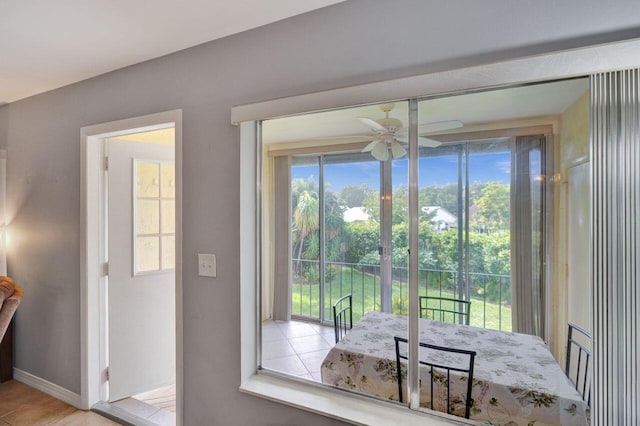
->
(104, 156, 109, 171)
(105, 367, 109, 381)
(103, 262, 109, 277)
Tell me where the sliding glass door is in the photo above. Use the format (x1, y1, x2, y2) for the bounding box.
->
(283, 101, 411, 324)
(290, 157, 321, 320)
(290, 150, 411, 324)
(415, 137, 513, 330)
(285, 106, 548, 336)
(321, 154, 381, 323)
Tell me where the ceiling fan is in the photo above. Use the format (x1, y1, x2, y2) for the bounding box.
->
(357, 103, 463, 161)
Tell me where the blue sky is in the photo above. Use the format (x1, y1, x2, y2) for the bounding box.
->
(292, 151, 511, 191)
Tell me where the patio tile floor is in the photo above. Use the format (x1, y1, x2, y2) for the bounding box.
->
(262, 320, 335, 382)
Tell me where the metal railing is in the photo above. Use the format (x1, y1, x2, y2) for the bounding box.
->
(291, 259, 512, 331)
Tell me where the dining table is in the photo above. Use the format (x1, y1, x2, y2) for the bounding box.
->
(320, 311, 589, 425)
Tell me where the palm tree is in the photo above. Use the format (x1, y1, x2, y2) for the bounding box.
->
(293, 189, 319, 270)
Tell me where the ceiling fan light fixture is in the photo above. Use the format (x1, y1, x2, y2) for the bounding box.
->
(362, 139, 380, 152)
(390, 141, 407, 159)
(376, 117, 403, 132)
(371, 142, 389, 161)
(357, 104, 462, 161)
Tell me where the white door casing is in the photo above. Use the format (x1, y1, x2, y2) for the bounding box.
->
(107, 138, 175, 402)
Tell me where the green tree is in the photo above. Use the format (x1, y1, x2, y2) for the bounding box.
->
(391, 222, 409, 267)
(362, 189, 380, 223)
(324, 191, 347, 262)
(417, 221, 439, 269)
(291, 180, 347, 267)
(473, 182, 510, 232)
(362, 185, 409, 226)
(292, 177, 317, 209)
(391, 186, 409, 225)
(467, 230, 511, 302)
(469, 182, 488, 207)
(343, 221, 379, 264)
(292, 179, 320, 268)
(339, 184, 372, 208)
(420, 183, 460, 217)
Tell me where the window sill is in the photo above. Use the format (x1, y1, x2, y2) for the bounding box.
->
(239, 373, 468, 426)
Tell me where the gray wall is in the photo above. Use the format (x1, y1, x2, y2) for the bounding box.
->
(0, 107, 6, 149)
(2, 0, 640, 424)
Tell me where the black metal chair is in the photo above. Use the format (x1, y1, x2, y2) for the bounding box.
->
(565, 323, 591, 406)
(394, 336, 476, 419)
(419, 296, 471, 325)
(333, 294, 352, 343)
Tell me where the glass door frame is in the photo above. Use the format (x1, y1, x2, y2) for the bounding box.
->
(289, 151, 394, 324)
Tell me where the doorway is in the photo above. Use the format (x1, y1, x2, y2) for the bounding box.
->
(104, 129, 176, 424)
(80, 110, 182, 426)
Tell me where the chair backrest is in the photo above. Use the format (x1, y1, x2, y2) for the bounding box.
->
(419, 296, 471, 325)
(333, 294, 352, 344)
(394, 336, 476, 419)
(565, 323, 591, 406)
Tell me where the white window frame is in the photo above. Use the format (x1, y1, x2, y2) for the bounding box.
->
(237, 39, 640, 425)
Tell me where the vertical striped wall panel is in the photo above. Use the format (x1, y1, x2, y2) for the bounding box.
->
(591, 69, 640, 425)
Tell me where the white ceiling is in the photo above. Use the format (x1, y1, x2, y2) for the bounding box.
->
(0, 0, 344, 104)
(263, 78, 589, 144)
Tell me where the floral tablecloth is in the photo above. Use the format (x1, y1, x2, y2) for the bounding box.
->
(321, 311, 589, 425)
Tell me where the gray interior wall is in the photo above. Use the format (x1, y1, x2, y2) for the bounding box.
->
(0, 106, 6, 149)
(2, 0, 640, 424)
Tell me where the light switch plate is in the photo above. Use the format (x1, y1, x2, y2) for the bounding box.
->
(198, 254, 216, 277)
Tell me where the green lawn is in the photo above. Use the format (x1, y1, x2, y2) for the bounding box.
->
(292, 265, 512, 331)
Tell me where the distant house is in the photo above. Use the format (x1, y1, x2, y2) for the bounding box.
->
(343, 206, 370, 223)
(421, 206, 457, 231)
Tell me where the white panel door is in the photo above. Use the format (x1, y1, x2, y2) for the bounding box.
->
(107, 139, 175, 402)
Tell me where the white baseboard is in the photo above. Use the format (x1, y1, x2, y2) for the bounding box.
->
(13, 368, 82, 408)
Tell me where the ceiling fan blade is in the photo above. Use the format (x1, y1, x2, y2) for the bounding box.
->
(395, 135, 441, 148)
(419, 120, 463, 133)
(371, 142, 389, 161)
(362, 139, 381, 152)
(300, 135, 376, 145)
(358, 117, 387, 132)
(418, 137, 442, 148)
(390, 141, 407, 159)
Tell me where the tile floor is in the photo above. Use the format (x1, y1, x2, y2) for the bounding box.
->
(261, 320, 335, 382)
(134, 384, 176, 413)
(112, 384, 176, 426)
